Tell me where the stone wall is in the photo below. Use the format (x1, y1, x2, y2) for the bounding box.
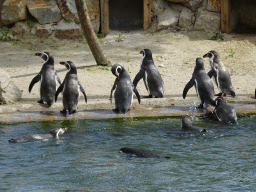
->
(0, 0, 222, 39)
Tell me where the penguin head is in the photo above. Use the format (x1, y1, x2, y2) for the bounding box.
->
(203, 50, 219, 59)
(35, 52, 54, 65)
(181, 115, 192, 129)
(140, 49, 153, 60)
(215, 96, 226, 106)
(49, 127, 67, 139)
(111, 64, 123, 77)
(60, 61, 77, 74)
(195, 58, 205, 70)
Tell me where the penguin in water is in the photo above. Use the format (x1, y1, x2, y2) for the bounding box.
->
(29, 52, 61, 107)
(203, 50, 236, 97)
(120, 147, 170, 159)
(110, 64, 141, 114)
(133, 49, 164, 98)
(55, 61, 87, 114)
(8, 128, 67, 143)
(202, 96, 237, 124)
(183, 58, 216, 108)
(182, 115, 206, 132)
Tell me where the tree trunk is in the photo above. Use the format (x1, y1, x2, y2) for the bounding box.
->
(75, 0, 111, 66)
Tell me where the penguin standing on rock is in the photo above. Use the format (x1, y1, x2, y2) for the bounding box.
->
(55, 61, 87, 114)
(110, 64, 140, 114)
(183, 58, 216, 108)
(203, 50, 236, 97)
(29, 52, 61, 107)
(133, 49, 164, 98)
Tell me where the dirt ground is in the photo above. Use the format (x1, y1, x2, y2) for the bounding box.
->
(1, 29, 256, 120)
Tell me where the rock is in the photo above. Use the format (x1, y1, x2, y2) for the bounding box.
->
(158, 7, 179, 30)
(167, 0, 188, 2)
(151, 0, 168, 16)
(36, 24, 54, 38)
(182, 0, 204, 11)
(12, 21, 30, 36)
(58, 0, 79, 23)
(207, 0, 220, 12)
(1, 0, 28, 25)
(0, 68, 22, 104)
(194, 9, 220, 32)
(86, 0, 100, 33)
(179, 7, 194, 29)
(54, 20, 81, 39)
(27, 0, 62, 24)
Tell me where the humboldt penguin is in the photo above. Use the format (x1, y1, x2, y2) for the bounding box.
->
(55, 61, 87, 114)
(133, 49, 164, 98)
(29, 52, 61, 107)
(203, 50, 236, 97)
(8, 128, 67, 143)
(183, 58, 216, 108)
(181, 115, 206, 132)
(120, 147, 170, 159)
(110, 64, 140, 114)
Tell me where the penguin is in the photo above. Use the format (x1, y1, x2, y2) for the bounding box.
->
(120, 147, 170, 159)
(8, 127, 67, 143)
(29, 52, 61, 107)
(55, 61, 87, 114)
(133, 49, 164, 98)
(203, 96, 237, 124)
(203, 50, 236, 97)
(181, 115, 206, 132)
(183, 58, 216, 108)
(110, 64, 140, 114)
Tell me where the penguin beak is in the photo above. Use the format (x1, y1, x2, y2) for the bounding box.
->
(203, 53, 209, 58)
(60, 62, 65, 65)
(35, 53, 42, 57)
(140, 50, 143, 54)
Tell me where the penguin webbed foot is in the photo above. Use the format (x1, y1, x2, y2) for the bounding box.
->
(68, 110, 76, 114)
(113, 108, 120, 113)
(37, 100, 44, 104)
(60, 109, 67, 114)
(196, 104, 204, 109)
(143, 95, 153, 98)
(215, 93, 223, 97)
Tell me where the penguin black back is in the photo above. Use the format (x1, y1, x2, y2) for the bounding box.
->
(120, 147, 170, 159)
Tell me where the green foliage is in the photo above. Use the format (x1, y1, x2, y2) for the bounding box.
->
(229, 48, 235, 57)
(99, 66, 110, 71)
(156, 55, 163, 59)
(210, 32, 224, 41)
(96, 33, 105, 39)
(0, 27, 19, 41)
(27, 22, 35, 29)
(115, 33, 125, 42)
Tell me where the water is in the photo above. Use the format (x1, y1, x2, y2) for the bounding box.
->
(1, 116, 256, 191)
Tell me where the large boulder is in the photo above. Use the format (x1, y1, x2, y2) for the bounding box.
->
(158, 7, 179, 30)
(182, 0, 204, 11)
(179, 6, 194, 29)
(1, 0, 28, 25)
(27, 0, 62, 24)
(54, 19, 81, 39)
(207, 0, 220, 12)
(194, 9, 220, 32)
(58, 0, 79, 23)
(0, 69, 22, 104)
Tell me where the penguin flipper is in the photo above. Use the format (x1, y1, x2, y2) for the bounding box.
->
(55, 83, 64, 102)
(207, 69, 216, 78)
(133, 86, 141, 104)
(29, 74, 41, 93)
(110, 79, 118, 104)
(133, 69, 145, 87)
(78, 82, 87, 103)
(183, 79, 195, 99)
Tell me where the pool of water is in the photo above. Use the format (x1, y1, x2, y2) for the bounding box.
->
(1, 115, 256, 191)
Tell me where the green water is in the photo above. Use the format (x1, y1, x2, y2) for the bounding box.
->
(0, 116, 255, 191)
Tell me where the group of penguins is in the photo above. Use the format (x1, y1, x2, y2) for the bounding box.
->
(8, 49, 240, 156)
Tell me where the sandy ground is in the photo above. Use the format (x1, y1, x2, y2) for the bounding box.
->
(1, 29, 256, 121)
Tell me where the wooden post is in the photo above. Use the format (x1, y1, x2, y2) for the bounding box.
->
(143, 0, 151, 31)
(100, 0, 109, 36)
(221, 0, 231, 33)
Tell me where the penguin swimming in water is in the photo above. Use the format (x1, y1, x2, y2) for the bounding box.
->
(55, 61, 87, 114)
(29, 52, 61, 107)
(120, 147, 170, 159)
(133, 49, 164, 98)
(181, 115, 206, 132)
(8, 127, 67, 143)
(183, 58, 216, 108)
(110, 64, 141, 114)
(203, 50, 236, 97)
(202, 96, 237, 124)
